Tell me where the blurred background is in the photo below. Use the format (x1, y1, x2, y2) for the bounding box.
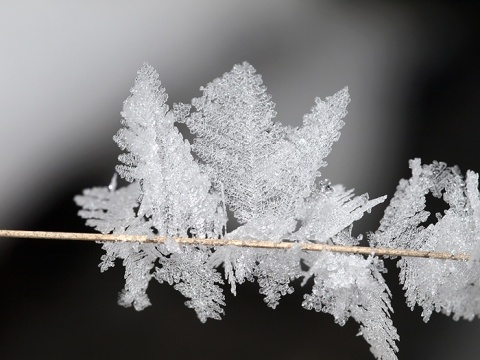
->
(1, 0, 480, 359)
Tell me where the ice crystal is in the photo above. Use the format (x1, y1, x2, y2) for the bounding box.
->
(372, 159, 480, 322)
(208, 246, 256, 296)
(114, 64, 225, 239)
(293, 184, 387, 245)
(177, 62, 349, 224)
(155, 245, 225, 322)
(75, 176, 141, 235)
(75, 64, 226, 319)
(302, 252, 399, 360)
(76, 62, 400, 359)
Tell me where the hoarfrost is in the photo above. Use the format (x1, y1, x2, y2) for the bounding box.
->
(302, 252, 399, 360)
(155, 245, 225, 323)
(76, 62, 400, 359)
(372, 159, 480, 322)
(75, 63, 226, 320)
(178, 62, 349, 225)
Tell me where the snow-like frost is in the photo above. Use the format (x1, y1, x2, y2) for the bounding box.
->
(155, 245, 225, 322)
(76, 62, 399, 359)
(178, 62, 349, 225)
(372, 159, 480, 322)
(114, 64, 225, 239)
(293, 183, 387, 245)
(75, 64, 227, 319)
(75, 176, 141, 235)
(302, 252, 399, 360)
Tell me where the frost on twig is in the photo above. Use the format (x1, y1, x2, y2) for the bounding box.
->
(371, 159, 480, 322)
(302, 252, 399, 360)
(76, 64, 226, 319)
(76, 62, 398, 358)
(177, 62, 349, 225)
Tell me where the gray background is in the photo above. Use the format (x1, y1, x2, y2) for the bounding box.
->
(1, 1, 480, 359)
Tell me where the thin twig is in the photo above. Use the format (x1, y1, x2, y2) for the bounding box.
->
(0, 229, 470, 261)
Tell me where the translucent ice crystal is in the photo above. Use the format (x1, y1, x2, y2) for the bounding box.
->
(114, 63, 226, 239)
(302, 252, 399, 360)
(76, 64, 226, 319)
(372, 159, 480, 322)
(76, 62, 396, 359)
(178, 62, 349, 225)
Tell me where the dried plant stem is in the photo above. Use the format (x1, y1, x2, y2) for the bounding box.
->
(0, 229, 470, 261)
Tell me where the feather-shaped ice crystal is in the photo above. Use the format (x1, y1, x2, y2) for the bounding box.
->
(76, 62, 396, 359)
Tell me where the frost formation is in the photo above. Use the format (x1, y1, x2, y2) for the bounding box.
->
(76, 64, 226, 319)
(371, 159, 480, 322)
(75, 62, 480, 359)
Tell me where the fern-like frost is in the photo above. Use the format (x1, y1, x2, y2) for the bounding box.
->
(155, 245, 225, 322)
(178, 62, 349, 226)
(76, 64, 227, 320)
(302, 252, 399, 360)
(372, 159, 480, 322)
(76, 62, 399, 359)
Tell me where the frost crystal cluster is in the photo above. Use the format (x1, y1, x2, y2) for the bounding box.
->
(75, 62, 480, 360)
(371, 159, 480, 322)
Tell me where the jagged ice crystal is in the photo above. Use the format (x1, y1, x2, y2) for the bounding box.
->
(76, 62, 480, 359)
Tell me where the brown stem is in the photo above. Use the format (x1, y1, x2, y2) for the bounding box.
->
(0, 229, 470, 261)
